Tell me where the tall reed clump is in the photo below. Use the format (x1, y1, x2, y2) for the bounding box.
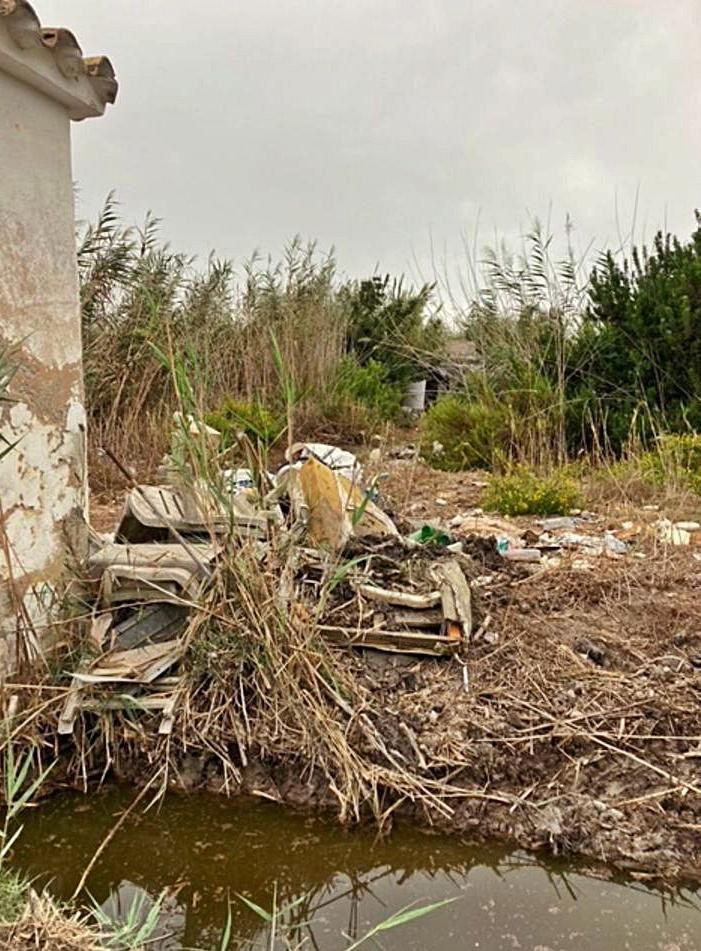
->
(80, 197, 448, 486)
(442, 221, 587, 468)
(79, 196, 348, 485)
(423, 220, 593, 473)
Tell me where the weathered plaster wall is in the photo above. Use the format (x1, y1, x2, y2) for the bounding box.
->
(0, 67, 87, 661)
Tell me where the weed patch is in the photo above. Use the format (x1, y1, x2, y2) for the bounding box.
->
(483, 466, 581, 516)
(420, 396, 505, 471)
(0, 871, 25, 924)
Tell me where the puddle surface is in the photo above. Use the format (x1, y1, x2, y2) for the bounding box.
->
(12, 788, 701, 950)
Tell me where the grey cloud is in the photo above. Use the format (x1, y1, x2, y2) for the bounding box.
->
(41, 0, 701, 287)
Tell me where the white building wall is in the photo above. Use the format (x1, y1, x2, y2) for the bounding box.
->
(0, 68, 87, 664)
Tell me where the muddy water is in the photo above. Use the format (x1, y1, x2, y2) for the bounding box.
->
(12, 788, 701, 950)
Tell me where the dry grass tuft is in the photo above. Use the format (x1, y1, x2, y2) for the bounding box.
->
(0, 892, 104, 951)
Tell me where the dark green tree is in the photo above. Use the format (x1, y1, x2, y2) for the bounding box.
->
(568, 214, 701, 448)
(341, 275, 444, 387)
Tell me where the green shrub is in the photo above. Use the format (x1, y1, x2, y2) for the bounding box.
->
(483, 466, 581, 516)
(567, 216, 701, 451)
(420, 396, 507, 471)
(0, 870, 26, 923)
(206, 397, 284, 449)
(640, 433, 701, 493)
(334, 357, 404, 421)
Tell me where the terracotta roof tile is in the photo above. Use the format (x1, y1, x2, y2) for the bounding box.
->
(0, 0, 117, 107)
(84, 56, 118, 105)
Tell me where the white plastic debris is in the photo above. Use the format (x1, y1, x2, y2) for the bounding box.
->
(224, 468, 255, 492)
(603, 532, 627, 555)
(285, 442, 361, 483)
(675, 521, 701, 533)
(173, 412, 221, 446)
(657, 519, 691, 546)
(502, 548, 541, 563)
(550, 531, 627, 556)
(403, 380, 427, 413)
(540, 516, 577, 531)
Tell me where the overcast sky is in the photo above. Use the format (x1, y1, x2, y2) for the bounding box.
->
(41, 0, 701, 288)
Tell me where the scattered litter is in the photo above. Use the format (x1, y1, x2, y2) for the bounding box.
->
(502, 548, 541, 563)
(675, 521, 701, 533)
(408, 524, 451, 547)
(314, 553, 470, 655)
(68, 444, 476, 736)
(457, 515, 522, 548)
(540, 516, 577, 532)
(223, 468, 256, 492)
(388, 444, 417, 460)
(546, 531, 627, 557)
(657, 519, 691, 546)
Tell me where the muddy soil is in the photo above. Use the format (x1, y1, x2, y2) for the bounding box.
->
(87, 458, 701, 884)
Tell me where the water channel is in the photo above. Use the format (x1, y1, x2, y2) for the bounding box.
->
(12, 787, 701, 950)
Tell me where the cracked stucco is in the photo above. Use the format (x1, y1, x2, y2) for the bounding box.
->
(0, 66, 88, 651)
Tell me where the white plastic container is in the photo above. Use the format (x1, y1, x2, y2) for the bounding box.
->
(403, 380, 427, 413)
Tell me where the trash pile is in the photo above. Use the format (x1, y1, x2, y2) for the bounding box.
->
(60, 443, 473, 734)
(62, 432, 701, 735)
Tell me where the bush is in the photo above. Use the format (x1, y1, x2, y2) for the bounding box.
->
(206, 398, 284, 449)
(420, 395, 507, 471)
(0, 870, 26, 923)
(483, 466, 581, 516)
(333, 357, 404, 422)
(640, 433, 701, 494)
(567, 216, 701, 450)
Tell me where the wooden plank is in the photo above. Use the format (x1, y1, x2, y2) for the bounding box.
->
(389, 609, 444, 629)
(158, 691, 180, 735)
(72, 641, 182, 685)
(318, 625, 458, 656)
(82, 695, 173, 712)
(355, 584, 442, 610)
(89, 614, 113, 652)
(58, 677, 82, 736)
(438, 559, 472, 639)
(440, 580, 457, 621)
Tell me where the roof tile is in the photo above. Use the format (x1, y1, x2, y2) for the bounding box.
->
(1, 0, 117, 107)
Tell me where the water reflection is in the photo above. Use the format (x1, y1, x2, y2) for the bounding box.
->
(12, 788, 701, 950)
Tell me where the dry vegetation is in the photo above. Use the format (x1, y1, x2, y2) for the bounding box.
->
(0, 893, 104, 951)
